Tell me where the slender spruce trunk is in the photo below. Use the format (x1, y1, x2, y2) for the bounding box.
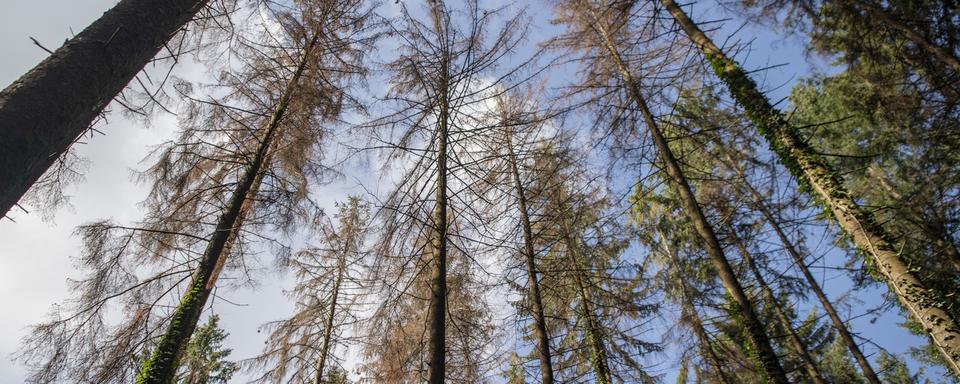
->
(0, 0, 210, 217)
(560, 226, 612, 384)
(842, 0, 960, 73)
(660, 0, 960, 374)
(425, 3, 450, 382)
(657, 229, 733, 384)
(505, 132, 555, 384)
(314, 244, 348, 384)
(577, 5, 789, 381)
(135, 32, 319, 384)
(725, 220, 827, 384)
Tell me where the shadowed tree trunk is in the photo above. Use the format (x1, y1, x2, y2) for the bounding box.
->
(576, 4, 789, 381)
(505, 131, 555, 384)
(725, 220, 827, 384)
(425, 2, 451, 382)
(135, 31, 320, 384)
(660, 0, 960, 374)
(0, 0, 210, 217)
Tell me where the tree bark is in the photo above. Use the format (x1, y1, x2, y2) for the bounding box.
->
(725, 220, 827, 384)
(660, 0, 960, 374)
(505, 132, 555, 384)
(0, 0, 210, 217)
(577, 4, 789, 381)
(136, 31, 319, 384)
(425, 2, 450, 383)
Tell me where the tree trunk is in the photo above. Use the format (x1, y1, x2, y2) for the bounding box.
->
(725, 220, 827, 384)
(505, 132, 555, 384)
(0, 0, 210, 217)
(658, 230, 733, 384)
(842, 0, 960, 73)
(660, 0, 960, 374)
(135, 32, 319, 384)
(730, 161, 883, 383)
(425, 3, 450, 382)
(315, 245, 348, 384)
(578, 4, 789, 381)
(560, 227, 612, 384)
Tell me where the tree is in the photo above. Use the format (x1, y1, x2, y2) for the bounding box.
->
(554, 1, 789, 381)
(659, 0, 960, 374)
(17, 1, 369, 382)
(177, 315, 239, 384)
(0, 0, 216, 217)
(247, 197, 370, 383)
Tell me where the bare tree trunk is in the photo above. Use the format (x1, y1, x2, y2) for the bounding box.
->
(505, 132, 555, 384)
(577, 4, 789, 381)
(725, 220, 827, 384)
(560, 228, 612, 384)
(660, 0, 960, 374)
(425, 3, 450, 382)
(135, 32, 319, 384)
(0, 0, 210, 217)
(314, 246, 348, 384)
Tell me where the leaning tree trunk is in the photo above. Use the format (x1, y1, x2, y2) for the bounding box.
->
(135, 31, 319, 384)
(560, 226, 612, 384)
(841, 0, 960, 73)
(723, 155, 883, 383)
(658, 232, 733, 384)
(578, 5, 789, 382)
(725, 220, 827, 384)
(0, 0, 210, 217)
(660, 0, 960, 374)
(505, 132, 556, 384)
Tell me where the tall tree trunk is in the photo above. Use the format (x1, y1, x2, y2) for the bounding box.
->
(658, 229, 733, 384)
(841, 0, 960, 73)
(560, 226, 612, 384)
(425, 3, 450, 383)
(0, 0, 210, 217)
(136, 32, 319, 384)
(725, 220, 827, 384)
(505, 132, 555, 384)
(314, 245, 348, 384)
(577, 4, 789, 381)
(660, 0, 960, 374)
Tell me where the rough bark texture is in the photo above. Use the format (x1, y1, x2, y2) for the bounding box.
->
(580, 5, 789, 381)
(726, 221, 826, 384)
(660, 0, 960, 375)
(506, 133, 555, 384)
(0, 0, 209, 217)
(135, 32, 318, 384)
